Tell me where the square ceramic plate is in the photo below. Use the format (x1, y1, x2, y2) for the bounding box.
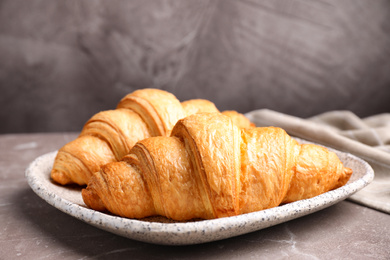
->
(25, 144, 374, 245)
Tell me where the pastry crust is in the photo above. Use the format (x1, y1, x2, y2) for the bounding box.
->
(80, 108, 150, 161)
(82, 113, 352, 220)
(222, 110, 255, 129)
(181, 99, 219, 116)
(51, 136, 116, 185)
(116, 89, 186, 136)
(51, 89, 253, 186)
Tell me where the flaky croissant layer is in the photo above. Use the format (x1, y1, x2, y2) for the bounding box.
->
(82, 113, 352, 221)
(51, 88, 253, 186)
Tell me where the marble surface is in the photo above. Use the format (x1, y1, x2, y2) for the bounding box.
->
(1, 133, 390, 259)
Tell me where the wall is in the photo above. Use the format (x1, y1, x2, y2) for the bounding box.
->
(1, 0, 390, 133)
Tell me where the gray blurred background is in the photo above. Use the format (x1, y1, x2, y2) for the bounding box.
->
(1, 0, 390, 133)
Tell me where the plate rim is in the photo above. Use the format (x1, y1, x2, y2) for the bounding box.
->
(25, 147, 374, 245)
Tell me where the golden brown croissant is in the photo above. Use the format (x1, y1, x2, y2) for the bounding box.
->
(51, 89, 252, 186)
(82, 113, 352, 221)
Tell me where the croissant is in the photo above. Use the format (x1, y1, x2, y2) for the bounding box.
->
(82, 113, 352, 221)
(51, 88, 252, 185)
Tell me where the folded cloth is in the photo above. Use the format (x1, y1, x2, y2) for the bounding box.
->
(246, 109, 390, 214)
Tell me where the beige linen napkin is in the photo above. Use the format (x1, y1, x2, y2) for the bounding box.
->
(246, 109, 390, 214)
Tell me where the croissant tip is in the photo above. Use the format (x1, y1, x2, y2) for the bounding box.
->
(50, 169, 72, 185)
(335, 167, 353, 188)
(345, 167, 353, 178)
(82, 186, 107, 212)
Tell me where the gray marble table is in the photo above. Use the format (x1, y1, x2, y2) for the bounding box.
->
(1, 133, 389, 259)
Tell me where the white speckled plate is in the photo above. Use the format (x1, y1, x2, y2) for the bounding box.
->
(25, 147, 374, 246)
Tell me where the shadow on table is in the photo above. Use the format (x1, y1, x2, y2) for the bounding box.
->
(15, 187, 349, 259)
